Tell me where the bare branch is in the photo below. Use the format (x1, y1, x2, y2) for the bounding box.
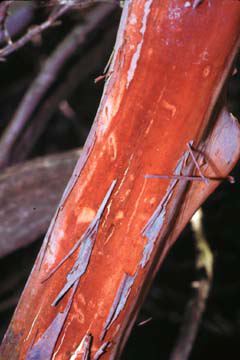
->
(0, 3, 116, 168)
(0, 1, 13, 46)
(0, 149, 80, 258)
(0, 0, 89, 59)
(11, 20, 117, 163)
(170, 208, 214, 360)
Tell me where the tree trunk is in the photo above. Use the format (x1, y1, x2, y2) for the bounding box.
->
(1, 1, 240, 359)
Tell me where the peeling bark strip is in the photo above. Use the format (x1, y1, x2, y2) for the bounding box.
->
(49, 180, 117, 305)
(52, 236, 94, 306)
(70, 334, 92, 360)
(26, 282, 78, 360)
(93, 342, 110, 360)
(1, 1, 240, 359)
(101, 273, 136, 340)
(126, 0, 153, 87)
(141, 150, 190, 268)
(192, 0, 204, 9)
(142, 133, 229, 265)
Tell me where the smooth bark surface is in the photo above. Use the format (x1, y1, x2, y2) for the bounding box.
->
(1, 1, 240, 359)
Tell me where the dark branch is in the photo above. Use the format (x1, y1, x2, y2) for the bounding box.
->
(169, 208, 213, 360)
(0, 149, 80, 258)
(0, 3, 116, 168)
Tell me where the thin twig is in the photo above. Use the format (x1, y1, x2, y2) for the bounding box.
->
(0, 1, 34, 46)
(187, 141, 209, 184)
(0, 1, 13, 46)
(145, 174, 235, 183)
(137, 317, 152, 327)
(145, 141, 235, 185)
(0, 3, 116, 168)
(0, 0, 89, 59)
(0, 0, 120, 58)
(169, 208, 214, 360)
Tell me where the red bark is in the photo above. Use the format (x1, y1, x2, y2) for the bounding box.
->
(1, 1, 240, 359)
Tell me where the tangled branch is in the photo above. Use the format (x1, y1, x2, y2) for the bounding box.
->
(0, 0, 106, 59)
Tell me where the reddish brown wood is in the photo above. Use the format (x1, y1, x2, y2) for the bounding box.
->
(1, 1, 240, 359)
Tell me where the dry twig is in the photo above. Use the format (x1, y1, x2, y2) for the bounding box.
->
(170, 208, 214, 360)
(0, 1, 13, 46)
(0, 3, 116, 168)
(0, 0, 92, 59)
